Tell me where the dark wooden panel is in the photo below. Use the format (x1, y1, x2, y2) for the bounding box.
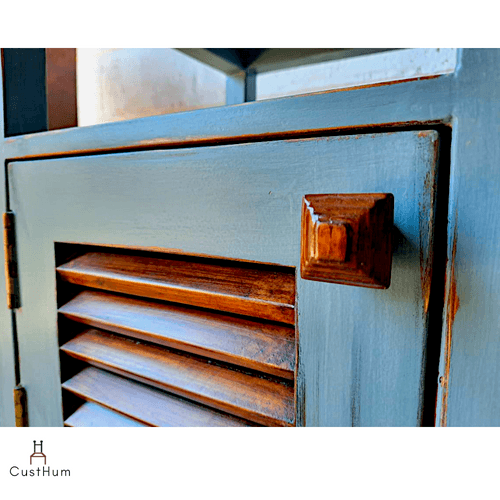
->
(2, 48, 47, 136)
(63, 366, 256, 427)
(59, 290, 295, 379)
(57, 252, 295, 325)
(60, 329, 295, 426)
(46, 49, 77, 130)
(64, 400, 146, 427)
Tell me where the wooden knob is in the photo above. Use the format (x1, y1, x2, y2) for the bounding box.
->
(300, 193, 394, 289)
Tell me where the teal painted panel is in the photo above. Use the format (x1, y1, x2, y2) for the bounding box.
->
(9, 131, 438, 426)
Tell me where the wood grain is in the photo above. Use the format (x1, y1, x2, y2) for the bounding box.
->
(301, 193, 394, 288)
(57, 252, 295, 325)
(65, 400, 146, 427)
(63, 366, 256, 427)
(46, 49, 77, 131)
(60, 329, 295, 426)
(59, 290, 295, 379)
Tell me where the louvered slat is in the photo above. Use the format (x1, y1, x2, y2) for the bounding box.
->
(65, 401, 146, 427)
(57, 251, 295, 325)
(63, 366, 257, 427)
(61, 329, 295, 427)
(59, 290, 295, 380)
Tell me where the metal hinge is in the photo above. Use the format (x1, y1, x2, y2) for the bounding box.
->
(13, 385, 29, 426)
(3, 211, 21, 309)
(3, 211, 27, 425)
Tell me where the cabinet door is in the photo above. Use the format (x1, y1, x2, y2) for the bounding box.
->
(9, 130, 438, 426)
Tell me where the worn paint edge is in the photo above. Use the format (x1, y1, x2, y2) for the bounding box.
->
(437, 224, 460, 427)
(4, 120, 453, 164)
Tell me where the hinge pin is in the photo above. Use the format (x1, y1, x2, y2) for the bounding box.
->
(13, 385, 29, 427)
(3, 211, 20, 309)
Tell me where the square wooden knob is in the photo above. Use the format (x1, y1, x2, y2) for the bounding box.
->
(301, 193, 394, 289)
(311, 221, 349, 263)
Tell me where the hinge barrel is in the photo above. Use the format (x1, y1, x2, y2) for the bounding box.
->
(13, 385, 29, 427)
(3, 211, 20, 309)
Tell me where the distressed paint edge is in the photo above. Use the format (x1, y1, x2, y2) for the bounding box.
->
(3, 74, 454, 162)
(434, 114, 461, 426)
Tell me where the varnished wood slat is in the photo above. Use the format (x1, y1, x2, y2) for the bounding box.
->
(57, 252, 295, 325)
(65, 400, 146, 427)
(63, 366, 256, 427)
(60, 329, 295, 426)
(59, 290, 295, 379)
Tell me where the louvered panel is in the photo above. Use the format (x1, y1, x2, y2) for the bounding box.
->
(59, 290, 295, 379)
(57, 245, 297, 427)
(57, 251, 295, 325)
(61, 329, 295, 426)
(65, 401, 146, 427)
(63, 366, 257, 427)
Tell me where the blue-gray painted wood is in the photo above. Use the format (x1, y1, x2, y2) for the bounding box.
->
(225, 69, 257, 105)
(434, 49, 500, 426)
(0, 56, 16, 426)
(3, 74, 453, 160)
(9, 132, 437, 426)
(225, 72, 246, 106)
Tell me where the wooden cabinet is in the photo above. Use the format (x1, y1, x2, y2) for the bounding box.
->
(1, 49, 500, 426)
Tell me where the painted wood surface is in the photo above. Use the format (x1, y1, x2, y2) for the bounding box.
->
(2, 74, 452, 161)
(434, 50, 500, 425)
(0, 59, 16, 426)
(3, 49, 500, 427)
(9, 132, 438, 426)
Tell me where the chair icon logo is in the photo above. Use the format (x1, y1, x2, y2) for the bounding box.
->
(30, 441, 46, 465)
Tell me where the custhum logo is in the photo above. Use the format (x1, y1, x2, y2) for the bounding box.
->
(9, 441, 71, 478)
